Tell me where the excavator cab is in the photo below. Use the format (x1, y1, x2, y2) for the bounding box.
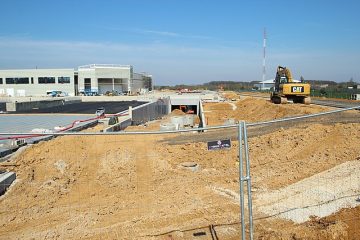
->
(280, 77, 287, 84)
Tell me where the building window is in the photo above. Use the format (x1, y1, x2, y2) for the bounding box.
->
(5, 77, 30, 84)
(0, 78, 2, 84)
(84, 78, 91, 90)
(38, 77, 55, 84)
(31, 77, 34, 84)
(58, 76, 70, 84)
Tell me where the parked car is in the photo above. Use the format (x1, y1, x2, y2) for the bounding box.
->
(79, 89, 99, 96)
(46, 90, 63, 97)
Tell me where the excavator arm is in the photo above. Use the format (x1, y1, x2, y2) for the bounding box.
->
(284, 68, 293, 83)
(277, 66, 293, 83)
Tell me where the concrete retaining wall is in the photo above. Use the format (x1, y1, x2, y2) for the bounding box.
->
(0, 171, 16, 195)
(199, 100, 207, 130)
(5, 99, 81, 112)
(103, 117, 132, 132)
(0, 147, 14, 158)
(131, 98, 170, 125)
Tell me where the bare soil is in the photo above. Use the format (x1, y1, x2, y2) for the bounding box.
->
(203, 97, 331, 126)
(1, 95, 360, 239)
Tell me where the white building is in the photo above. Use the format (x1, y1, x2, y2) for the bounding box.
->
(254, 79, 301, 90)
(78, 64, 131, 95)
(0, 64, 152, 97)
(0, 68, 75, 97)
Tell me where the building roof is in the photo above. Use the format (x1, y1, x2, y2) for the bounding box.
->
(259, 79, 276, 84)
(78, 64, 132, 69)
(0, 68, 74, 72)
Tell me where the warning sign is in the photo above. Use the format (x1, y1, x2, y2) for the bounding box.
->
(207, 139, 231, 151)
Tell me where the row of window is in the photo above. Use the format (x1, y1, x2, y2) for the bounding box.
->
(0, 77, 71, 84)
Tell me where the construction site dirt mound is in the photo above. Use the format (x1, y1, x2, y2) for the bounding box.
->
(222, 91, 240, 100)
(204, 96, 331, 125)
(169, 109, 186, 116)
(1, 97, 359, 239)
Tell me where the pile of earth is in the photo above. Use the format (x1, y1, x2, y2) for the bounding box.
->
(204, 97, 331, 126)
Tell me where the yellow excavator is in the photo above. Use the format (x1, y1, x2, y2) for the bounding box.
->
(270, 66, 311, 104)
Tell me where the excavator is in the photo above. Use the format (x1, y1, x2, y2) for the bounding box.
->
(270, 66, 311, 104)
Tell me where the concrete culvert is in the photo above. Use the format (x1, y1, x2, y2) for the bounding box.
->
(180, 162, 199, 172)
(171, 116, 185, 128)
(184, 114, 195, 127)
(160, 123, 177, 131)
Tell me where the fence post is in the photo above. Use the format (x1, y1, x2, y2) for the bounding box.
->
(238, 121, 254, 240)
(243, 121, 254, 240)
(129, 106, 133, 120)
(238, 122, 246, 240)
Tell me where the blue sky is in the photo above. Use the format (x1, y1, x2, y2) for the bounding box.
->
(0, 0, 359, 85)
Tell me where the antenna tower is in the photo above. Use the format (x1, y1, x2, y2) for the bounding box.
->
(262, 28, 266, 82)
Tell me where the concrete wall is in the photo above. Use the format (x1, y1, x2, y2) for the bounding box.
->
(170, 95, 201, 115)
(78, 65, 132, 94)
(103, 117, 132, 132)
(131, 98, 170, 125)
(132, 73, 152, 94)
(0, 172, 16, 195)
(77, 68, 97, 93)
(78, 65, 152, 95)
(5, 99, 81, 112)
(6, 99, 64, 112)
(0, 69, 75, 96)
(132, 73, 149, 94)
(198, 100, 206, 129)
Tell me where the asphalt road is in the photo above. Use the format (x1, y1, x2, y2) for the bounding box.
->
(311, 99, 360, 108)
(9, 101, 147, 114)
(162, 110, 360, 145)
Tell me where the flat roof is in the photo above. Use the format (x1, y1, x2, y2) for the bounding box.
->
(78, 64, 132, 69)
(0, 68, 74, 72)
